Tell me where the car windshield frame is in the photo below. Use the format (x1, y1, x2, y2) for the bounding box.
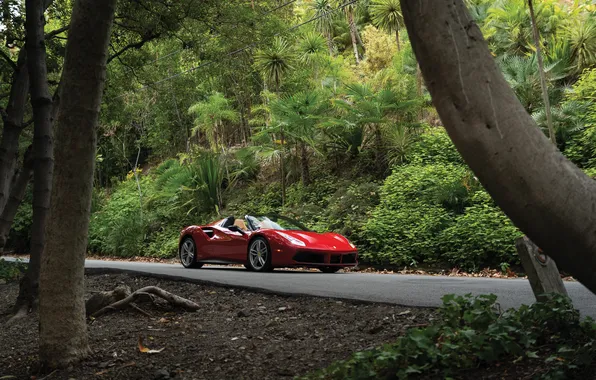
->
(246, 214, 311, 232)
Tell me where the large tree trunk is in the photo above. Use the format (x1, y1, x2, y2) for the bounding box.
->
(17, 0, 55, 317)
(0, 146, 33, 253)
(0, 50, 29, 213)
(400, 0, 596, 293)
(39, 0, 116, 368)
(528, 0, 555, 145)
(347, 9, 360, 64)
(300, 142, 310, 186)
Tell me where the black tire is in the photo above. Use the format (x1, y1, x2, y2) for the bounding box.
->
(319, 266, 341, 274)
(179, 237, 203, 269)
(247, 237, 273, 272)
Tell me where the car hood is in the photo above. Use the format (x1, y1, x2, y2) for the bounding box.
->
(275, 230, 356, 250)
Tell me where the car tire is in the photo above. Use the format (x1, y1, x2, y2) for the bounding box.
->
(319, 266, 341, 274)
(180, 237, 203, 269)
(247, 237, 273, 272)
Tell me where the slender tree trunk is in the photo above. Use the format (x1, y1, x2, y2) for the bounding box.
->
(0, 50, 29, 213)
(528, 0, 555, 145)
(39, 0, 116, 368)
(347, 10, 360, 64)
(326, 31, 335, 55)
(0, 145, 33, 253)
(395, 29, 401, 51)
(16, 0, 55, 318)
(280, 127, 286, 206)
(300, 142, 310, 186)
(400, 0, 596, 294)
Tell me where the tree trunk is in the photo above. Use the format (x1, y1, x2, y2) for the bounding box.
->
(300, 142, 310, 186)
(326, 31, 335, 56)
(280, 128, 286, 207)
(18, 0, 55, 317)
(400, 0, 596, 294)
(39, 0, 116, 369)
(0, 145, 33, 253)
(395, 29, 401, 51)
(0, 50, 29, 213)
(347, 10, 360, 64)
(528, 0, 555, 145)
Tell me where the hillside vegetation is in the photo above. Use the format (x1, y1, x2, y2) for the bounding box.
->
(7, 0, 596, 272)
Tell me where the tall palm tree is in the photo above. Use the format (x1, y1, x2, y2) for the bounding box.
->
(297, 31, 328, 85)
(370, 0, 403, 51)
(311, 0, 336, 55)
(270, 91, 329, 186)
(528, 0, 555, 144)
(188, 92, 239, 151)
(255, 37, 295, 204)
(333, 0, 361, 64)
(254, 37, 295, 92)
(333, 83, 416, 171)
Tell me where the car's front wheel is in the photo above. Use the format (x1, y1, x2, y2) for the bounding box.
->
(247, 237, 273, 272)
(319, 266, 341, 274)
(180, 237, 203, 269)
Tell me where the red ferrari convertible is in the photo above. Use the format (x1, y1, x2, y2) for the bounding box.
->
(178, 214, 358, 273)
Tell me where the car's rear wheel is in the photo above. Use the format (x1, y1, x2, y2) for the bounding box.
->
(180, 237, 203, 269)
(247, 237, 272, 272)
(319, 266, 341, 274)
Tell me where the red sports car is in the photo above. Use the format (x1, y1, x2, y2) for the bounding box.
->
(178, 214, 358, 273)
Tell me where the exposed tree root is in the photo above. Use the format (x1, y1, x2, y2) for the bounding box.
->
(85, 284, 131, 316)
(5, 303, 29, 325)
(88, 286, 199, 319)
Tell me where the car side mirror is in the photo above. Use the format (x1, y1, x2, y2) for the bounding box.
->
(228, 225, 246, 234)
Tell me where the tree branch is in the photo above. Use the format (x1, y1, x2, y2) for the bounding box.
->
(107, 32, 161, 64)
(46, 25, 69, 40)
(0, 50, 17, 71)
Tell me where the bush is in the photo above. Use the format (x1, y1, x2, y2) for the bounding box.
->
(408, 127, 464, 166)
(6, 185, 33, 253)
(362, 162, 520, 269)
(362, 163, 470, 266)
(438, 191, 522, 270)
(303, 294, 596, 380)
(0, 259, 27, 282)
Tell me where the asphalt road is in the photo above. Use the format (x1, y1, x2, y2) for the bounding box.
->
(4, 257, 596, 317)
(81, 260, 596, 318)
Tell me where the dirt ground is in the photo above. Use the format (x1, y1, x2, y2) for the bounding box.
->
(0, 273, 435, 380)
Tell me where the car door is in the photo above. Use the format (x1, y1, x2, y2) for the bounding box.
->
(202, 226, 248, 262)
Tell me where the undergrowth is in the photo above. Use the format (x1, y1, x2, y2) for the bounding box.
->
(303, 293, 596, 379)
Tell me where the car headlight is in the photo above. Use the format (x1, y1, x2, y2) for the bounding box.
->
(277, 231, 306, 247)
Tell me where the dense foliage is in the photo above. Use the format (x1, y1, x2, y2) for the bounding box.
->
(4, 0, 596, 271)
(303, 293, 596, 379)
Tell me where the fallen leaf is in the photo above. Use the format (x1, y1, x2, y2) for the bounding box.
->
(138, 336, 165, 354)
(95, 370, 109, 375)
(398, 310, 411, 316)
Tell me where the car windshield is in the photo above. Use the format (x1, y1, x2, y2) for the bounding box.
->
(247, 215, 310, 231)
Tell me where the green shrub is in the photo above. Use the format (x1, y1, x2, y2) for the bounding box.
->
(363, 203, 452, 266)
(438, 191, 522, 271)
(408, 127, 464, 166)
(363, 162, 520, 269)
(303, 294, 596, 379)
(0, 259, 27, 282)
(7, 185, 33, 253)
(312, 180, 380, 245)
(362, 163, 470, 266)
